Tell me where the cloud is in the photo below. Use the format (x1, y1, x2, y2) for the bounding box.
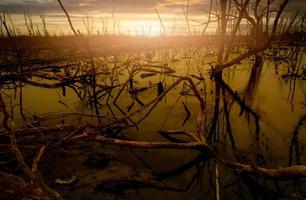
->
(0, 0, 304, 17)
(158, 0, 206, 7)
(0, 0, 167, 14)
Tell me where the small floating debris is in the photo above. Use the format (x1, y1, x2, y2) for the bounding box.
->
(157, 82, 164, 95)
(55, 175, 78, 185)
(129, 86, 150, 94)
(182, 102, 191, 126)
(140, 72, 157, 78)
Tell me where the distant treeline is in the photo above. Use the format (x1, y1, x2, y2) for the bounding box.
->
(0, 33, 305, 52)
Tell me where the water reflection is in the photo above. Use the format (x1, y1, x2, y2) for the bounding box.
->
(0, 47, 305, 199)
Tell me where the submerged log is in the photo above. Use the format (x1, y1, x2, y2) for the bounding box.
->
(221, 160, 306, 179)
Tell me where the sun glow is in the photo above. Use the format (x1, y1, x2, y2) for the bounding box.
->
(5, 10, 213, 36)
(120, 19, 161, 36)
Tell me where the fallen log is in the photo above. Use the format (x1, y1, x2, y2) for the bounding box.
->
(221, 159, 306, 179)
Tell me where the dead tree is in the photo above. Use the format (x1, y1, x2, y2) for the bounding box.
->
(211, 0, 301, 76)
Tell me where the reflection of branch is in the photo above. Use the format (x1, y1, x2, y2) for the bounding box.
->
(124, 76, 205, 141)
(73, 127, 306, 179)
(289, 114, 306, 166)
(215, 77, 260, 142)
(215, 77, 259, 120)
(156, 154, 209, 179)
(0, 93, 10, 131)
(158, 130, 200, 142)
(182, 102, 191, 126)
(222, 89, 236, 149)
(207, 83, 220, 142)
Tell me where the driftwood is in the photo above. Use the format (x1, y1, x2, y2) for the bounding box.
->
(1, 59, 305, 199)
(52, 127, 306, 180)
(0, 93, 61, 199)
(0, 171, 47, 199)
(221, 160, 306, 179)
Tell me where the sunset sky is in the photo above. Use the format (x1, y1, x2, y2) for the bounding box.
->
(1, 0, 305, 36)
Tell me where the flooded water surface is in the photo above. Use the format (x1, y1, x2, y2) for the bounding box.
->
(1, 47, 306, 199)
